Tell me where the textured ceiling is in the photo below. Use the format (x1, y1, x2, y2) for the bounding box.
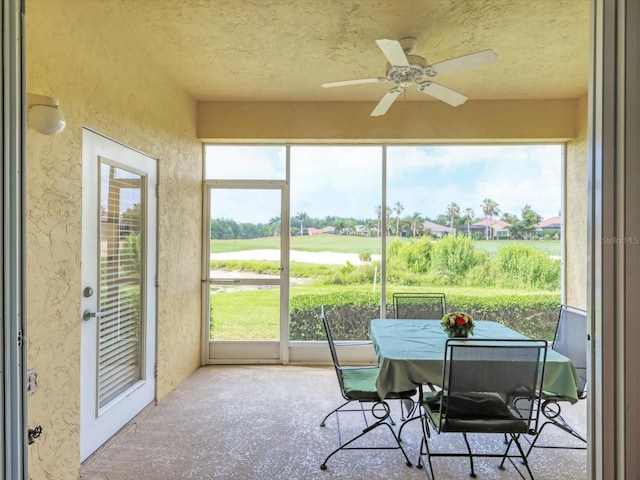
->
(95, 0, 590, 104)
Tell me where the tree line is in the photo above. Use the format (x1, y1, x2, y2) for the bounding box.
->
(210, 198, 555, 240)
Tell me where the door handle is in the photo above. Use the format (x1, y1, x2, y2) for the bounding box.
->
(83, 309, 106, 321)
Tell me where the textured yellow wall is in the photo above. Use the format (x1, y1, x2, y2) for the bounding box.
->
(25, 1, 202, 478)
(197, 99, 578, 142)
(565, 94, 589, 308)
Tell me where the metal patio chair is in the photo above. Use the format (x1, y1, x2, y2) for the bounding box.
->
(392, 292, 446, 319)
(525, 304, 588, 457)
(319, 306, 415, 471)
(391, 292, 446, 426)
(417, 338, 548, 479)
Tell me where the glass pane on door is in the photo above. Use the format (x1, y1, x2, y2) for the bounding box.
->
(98, 161, 144, 408)
(209, 188, 281, 341)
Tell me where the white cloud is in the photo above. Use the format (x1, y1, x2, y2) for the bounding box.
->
(206, 144, 563, 224)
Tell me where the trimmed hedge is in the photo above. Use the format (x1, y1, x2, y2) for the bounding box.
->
(290, 291, 560, 342)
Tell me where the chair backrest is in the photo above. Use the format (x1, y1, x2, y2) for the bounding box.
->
(392, 292, 446, 319)
(553, 304, 588, 395)
(436, 339, 548, 433)
(320, 305, 345, 389)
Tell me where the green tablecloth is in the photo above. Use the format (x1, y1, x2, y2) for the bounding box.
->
(368, 319, 582, 404)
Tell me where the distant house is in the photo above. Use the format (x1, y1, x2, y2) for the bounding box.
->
(422, 220, 455, 238)
(468, 218, 511, 239)
(354, 225, 368, 235)
(307, 226, 335, 235)
(533, 216, 562, 237)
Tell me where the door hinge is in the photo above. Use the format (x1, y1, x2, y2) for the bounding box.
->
(17, 329, 24, 348)
(155, 273, 159, 287)
(154, 362, 158, 379)
(28, 426, 43, 445)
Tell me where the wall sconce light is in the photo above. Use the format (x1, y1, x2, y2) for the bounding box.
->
(27, 93, 66, 135)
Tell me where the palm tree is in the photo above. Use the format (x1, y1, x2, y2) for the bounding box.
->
(463, 208, 474, 236)
(446, 202, 460, 232)
(267, 216, 281, 237)
(393, 201, 404, 236)
(374, 205, 382, 237)
(365, 218, 377, 237)
(295, 211, 308, 236)
(408, 212, 423, 237)
(481, 198, 500, 240)
(521, 204, 542, 239)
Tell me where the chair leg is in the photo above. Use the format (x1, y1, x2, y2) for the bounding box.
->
(320, 402, 413, 470)
(415, 408, 437, 479)
(397, 414, 420, 441)
(320, 400, 350, 427)
(462, 433, 477, 478)
(499, 433, 536, 480)
(320, 419, 412, 470)
(524, 400, 587, 458)
(525, 417, 587, 458)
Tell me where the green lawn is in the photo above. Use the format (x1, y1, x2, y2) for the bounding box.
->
(473, 239, 560, 256)
(211, 235, 561, 256)
(210, 284, 559, 340)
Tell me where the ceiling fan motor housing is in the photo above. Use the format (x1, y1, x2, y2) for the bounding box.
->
(386, 55, 427, 85)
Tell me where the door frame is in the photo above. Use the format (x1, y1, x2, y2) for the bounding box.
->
(202, 180, 290, 364)
(2, 0, 27, 478)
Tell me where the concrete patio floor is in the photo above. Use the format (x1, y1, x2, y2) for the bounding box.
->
(80, 365, 587, 480)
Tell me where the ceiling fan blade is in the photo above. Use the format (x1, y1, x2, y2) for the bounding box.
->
(430, 49, 497, 76)
(375, 39, 410, 67)
(322, 77, 389, 88)
(371, 87, 403, 116)
(418, 82, 468, 107)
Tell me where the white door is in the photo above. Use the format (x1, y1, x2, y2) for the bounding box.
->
(80, 129, 157, 461)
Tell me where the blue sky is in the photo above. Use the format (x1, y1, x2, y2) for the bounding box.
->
(207, 144, 562, 224)
(385, 145, 562, 221)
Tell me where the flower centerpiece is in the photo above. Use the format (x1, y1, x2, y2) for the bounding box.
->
(441, 312, 475, 338)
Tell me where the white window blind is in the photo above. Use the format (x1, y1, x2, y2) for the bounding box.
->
(98, 162, 144, 408)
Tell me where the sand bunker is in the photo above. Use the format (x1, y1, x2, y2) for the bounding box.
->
(210, 249, 380, 265)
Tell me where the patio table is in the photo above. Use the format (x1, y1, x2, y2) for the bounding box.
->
(368, 319, 582, 403)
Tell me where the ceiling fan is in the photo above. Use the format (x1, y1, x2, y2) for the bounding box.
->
(321, 38, 497, 117)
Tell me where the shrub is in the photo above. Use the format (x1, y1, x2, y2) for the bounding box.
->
(401, 236, 434, 273)
(289, 291, 561, 341)
(464, 251, 494, 287)
(290, 291, 387, 340)
(445, 293, 560, 340)
(339, 261, 356, 275)
(430, 235, 477, 279)
(387, 237, 405, 259)
(359, 251, 372, 262)
(495, 244, 560, 290)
